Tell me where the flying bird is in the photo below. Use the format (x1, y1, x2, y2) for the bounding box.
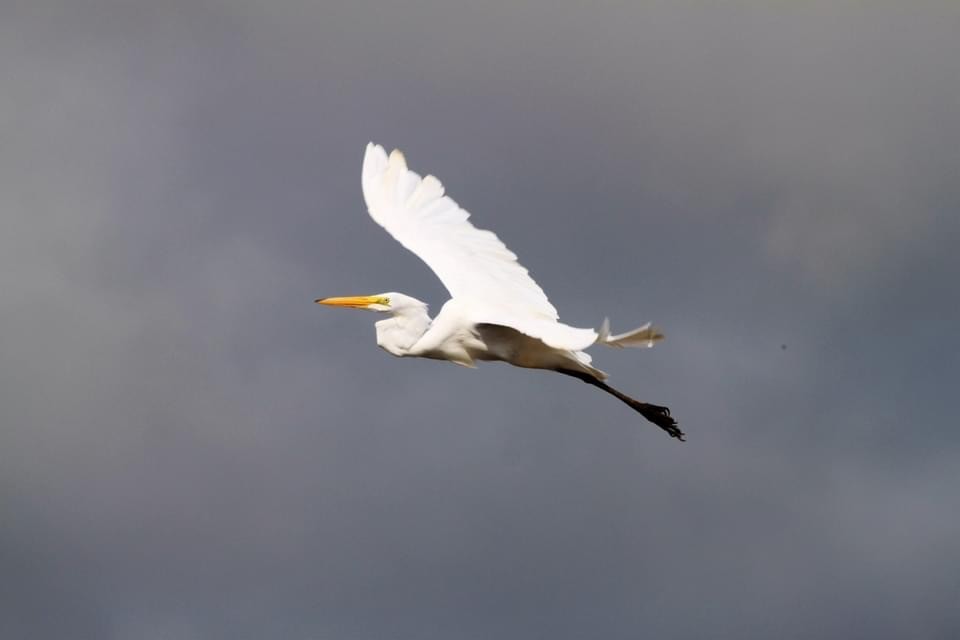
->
(317, 143, 684, 441)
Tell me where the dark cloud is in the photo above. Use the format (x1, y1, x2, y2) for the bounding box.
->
(2, 1, 959, 638)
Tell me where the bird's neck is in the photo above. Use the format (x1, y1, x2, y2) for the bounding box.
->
(375, 304, 432, 357)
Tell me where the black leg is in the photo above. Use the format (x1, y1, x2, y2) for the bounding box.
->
(556, 369, 685, 441)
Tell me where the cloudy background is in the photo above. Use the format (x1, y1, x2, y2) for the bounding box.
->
(3, 1, 959, 638)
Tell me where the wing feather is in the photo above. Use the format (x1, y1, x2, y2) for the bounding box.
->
(363, 143, 560, 317)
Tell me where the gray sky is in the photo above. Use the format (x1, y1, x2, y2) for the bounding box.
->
(3, 1, 959, 638)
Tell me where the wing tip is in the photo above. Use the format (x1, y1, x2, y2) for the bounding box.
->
(363, 142, 410, 198)
(364, 142, 406, 169)
(388, 148, 407, 169)
(363, 142, 388, 176)
(599, 321, 665, 348)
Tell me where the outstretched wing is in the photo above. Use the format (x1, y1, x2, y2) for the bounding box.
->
(362, 143, 597, 350)
(362, 143, 557, 321)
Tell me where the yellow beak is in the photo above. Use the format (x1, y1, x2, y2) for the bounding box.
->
(314, 295, 383, 309)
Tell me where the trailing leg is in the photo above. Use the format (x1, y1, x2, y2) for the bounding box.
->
(557, 368, 685, 441)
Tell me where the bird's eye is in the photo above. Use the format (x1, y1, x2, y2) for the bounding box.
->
(378, 296, 390, 306)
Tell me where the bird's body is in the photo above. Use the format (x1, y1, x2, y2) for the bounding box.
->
(372, 295, 582, 372)
(317, 144, 684, 440)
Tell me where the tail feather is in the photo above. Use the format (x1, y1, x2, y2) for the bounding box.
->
(598, 318, 665, 348)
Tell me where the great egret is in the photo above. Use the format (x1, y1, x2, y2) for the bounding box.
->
(317, 143, 684, 441)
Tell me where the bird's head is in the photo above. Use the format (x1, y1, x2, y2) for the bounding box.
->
(314, 292, 426, 314)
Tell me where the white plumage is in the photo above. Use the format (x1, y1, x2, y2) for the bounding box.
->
(316, 143, 683, 440)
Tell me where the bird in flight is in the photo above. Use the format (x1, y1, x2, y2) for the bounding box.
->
(317, 143, 684, 441)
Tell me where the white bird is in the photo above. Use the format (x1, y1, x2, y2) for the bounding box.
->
(317, 143, 684, 440)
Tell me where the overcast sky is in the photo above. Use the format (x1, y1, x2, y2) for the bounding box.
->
(2, 1, 959, 638)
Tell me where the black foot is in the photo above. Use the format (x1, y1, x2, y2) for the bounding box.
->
(638, 403, 685, 441)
